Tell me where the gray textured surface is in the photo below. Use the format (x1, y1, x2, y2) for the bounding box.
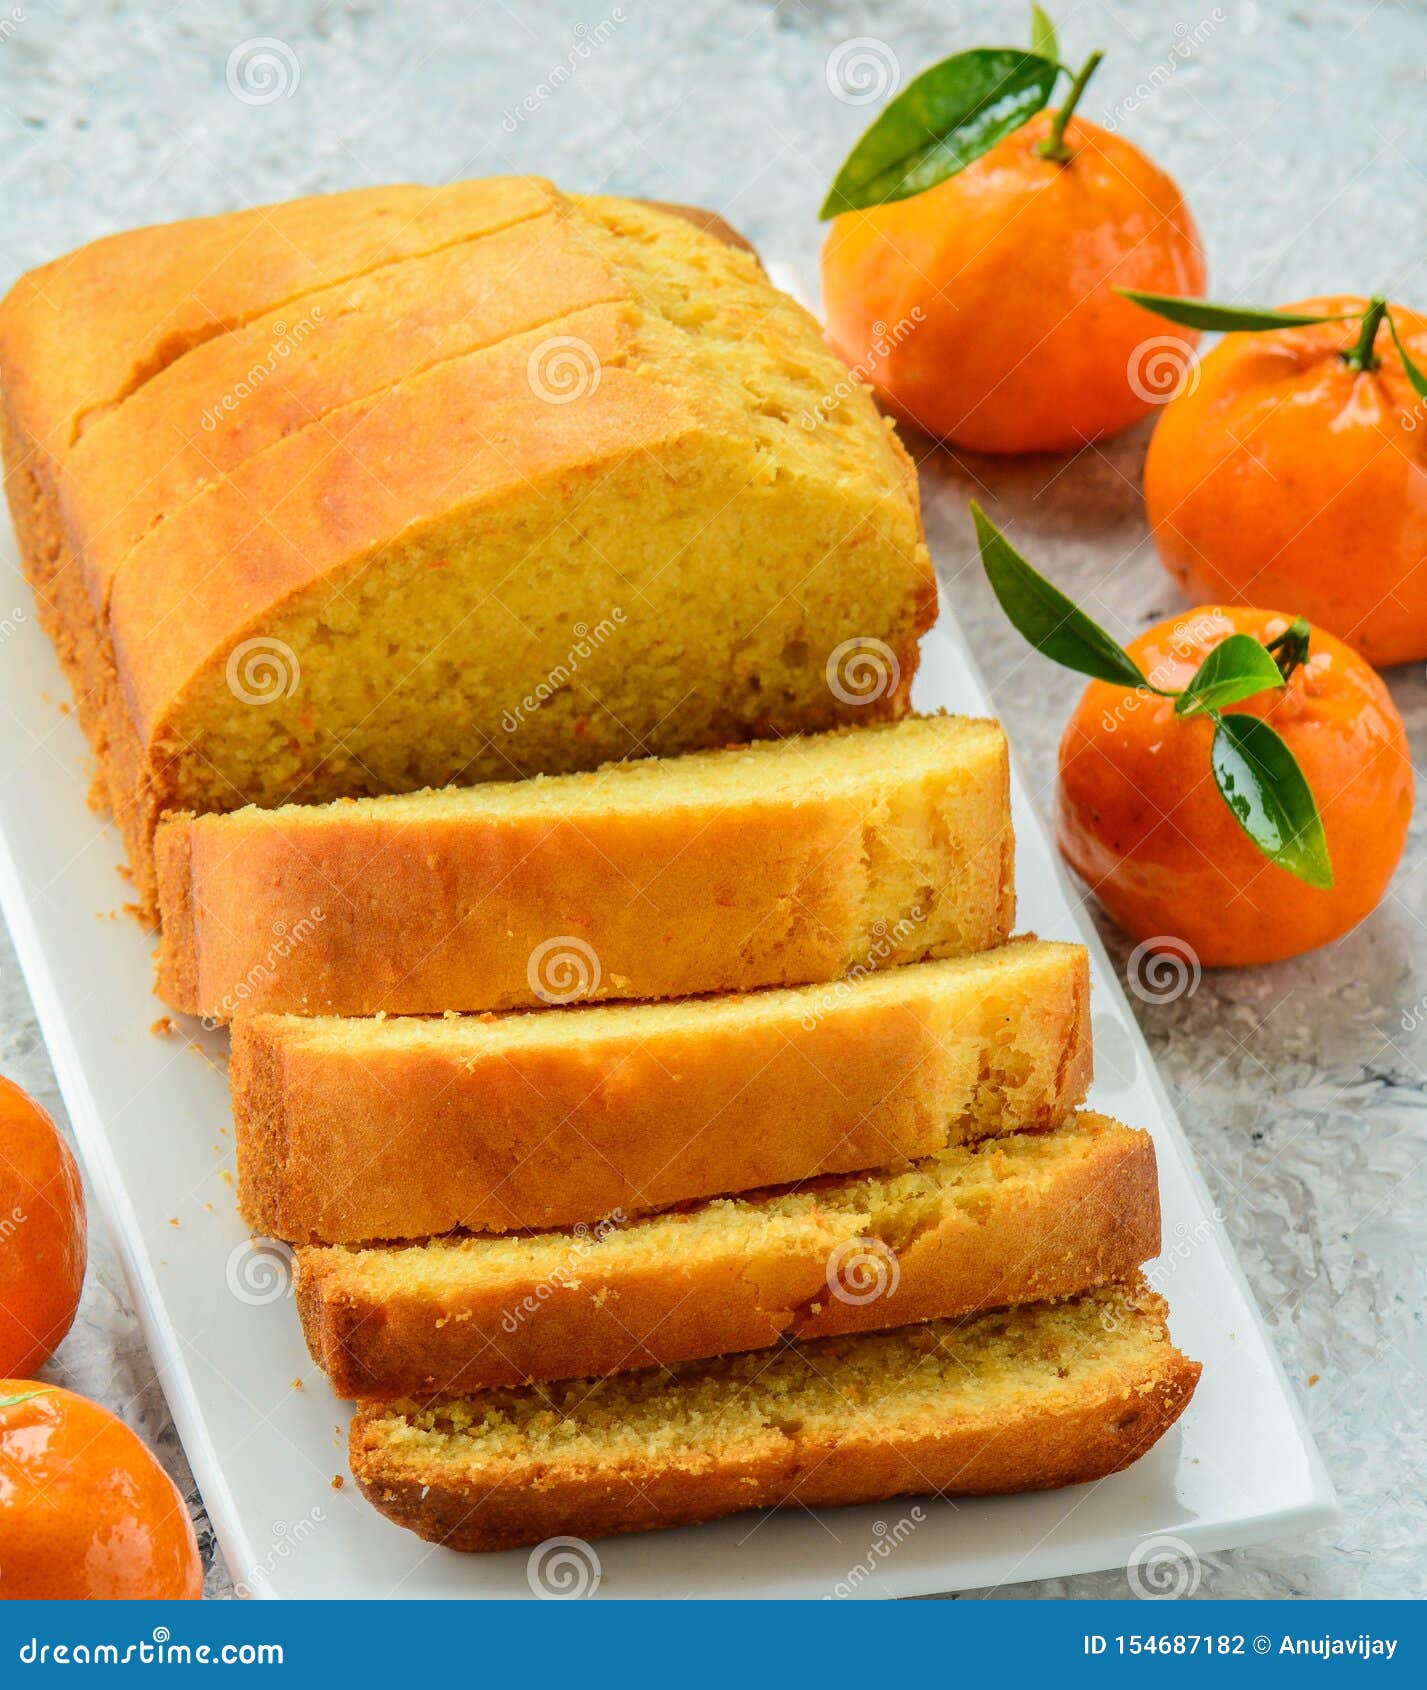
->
(2, 0, 1424, 1601)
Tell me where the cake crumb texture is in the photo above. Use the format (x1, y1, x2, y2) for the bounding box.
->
(231, 938, 1092, 1243)
(0, 182, 935, 910)
(349, 1277, 1201, 1550)
(155, 713, 1013, 1019)
(296, 1113, 1158, 1396)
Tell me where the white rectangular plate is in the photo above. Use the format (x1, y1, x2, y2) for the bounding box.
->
(0, 532, 1335, 1598)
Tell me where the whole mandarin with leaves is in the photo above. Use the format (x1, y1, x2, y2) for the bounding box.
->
(0, 1381, 203, 1598)
(0, 1073, 85, 1376)
(822, 84, 1205, 453)
(1144, 296, 1427, 669)
(1056, 606, 1412, 966)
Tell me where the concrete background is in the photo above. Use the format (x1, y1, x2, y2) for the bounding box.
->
(1, 0, 1424, 1599)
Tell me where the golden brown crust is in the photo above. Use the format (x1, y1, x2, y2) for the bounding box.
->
(1, 185, 935, 904)
(348, 1286, 1201, 1552)
(354, 1364, 1200, 1552)
(0, 387, 162, 902)
(64, 218, 632, 621)
(151, 822, 197, 997)
(153, 718, 1013, 1020)
(0, 178, 557, 465)
(231, 939, 1093, 1244)
(298, 1117, 1159, 1396)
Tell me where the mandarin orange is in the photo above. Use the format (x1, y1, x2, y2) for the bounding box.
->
(821, 110, 1204, 453)
(0, 1382, 203, 1599)
(1057, 607, 1412, 965)
(1145, 297, 1427, 668)
(0, 1075, 85, 1377)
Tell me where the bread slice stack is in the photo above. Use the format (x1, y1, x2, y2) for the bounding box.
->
(0, 182, 1199, 1561)
(204, 708, 1199, 1552)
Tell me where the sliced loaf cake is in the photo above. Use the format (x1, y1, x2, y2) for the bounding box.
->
(1, 184, 934, 906)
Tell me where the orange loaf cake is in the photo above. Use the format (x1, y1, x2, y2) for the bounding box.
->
(231, 938, 1092, 1244)
(297, 1114, 1158, 1397)
(350, 1278, 1201, 1551)
(0, 183, 935, 908)
(155, 714, 1014, 1021)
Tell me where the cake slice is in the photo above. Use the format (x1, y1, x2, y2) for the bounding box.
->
(349, 1278, 1200, 1551)
(156, 713, 1013, 1021)
(297, 1114, 1157, 1397)
(232, 937, 1091, 1244)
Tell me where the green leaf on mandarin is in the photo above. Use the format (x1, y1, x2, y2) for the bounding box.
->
(1115, 288, 1356, 334)
(1210, 713, 1334, 889)
(820, 48, 1059, 218)
(1386, 309, 1427, 400)
(1029, 4, 1060, 65)
(0, 1388, 53, 1410)
(970, 503, 1149, 690)
(1175, 633, 1286, 716)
